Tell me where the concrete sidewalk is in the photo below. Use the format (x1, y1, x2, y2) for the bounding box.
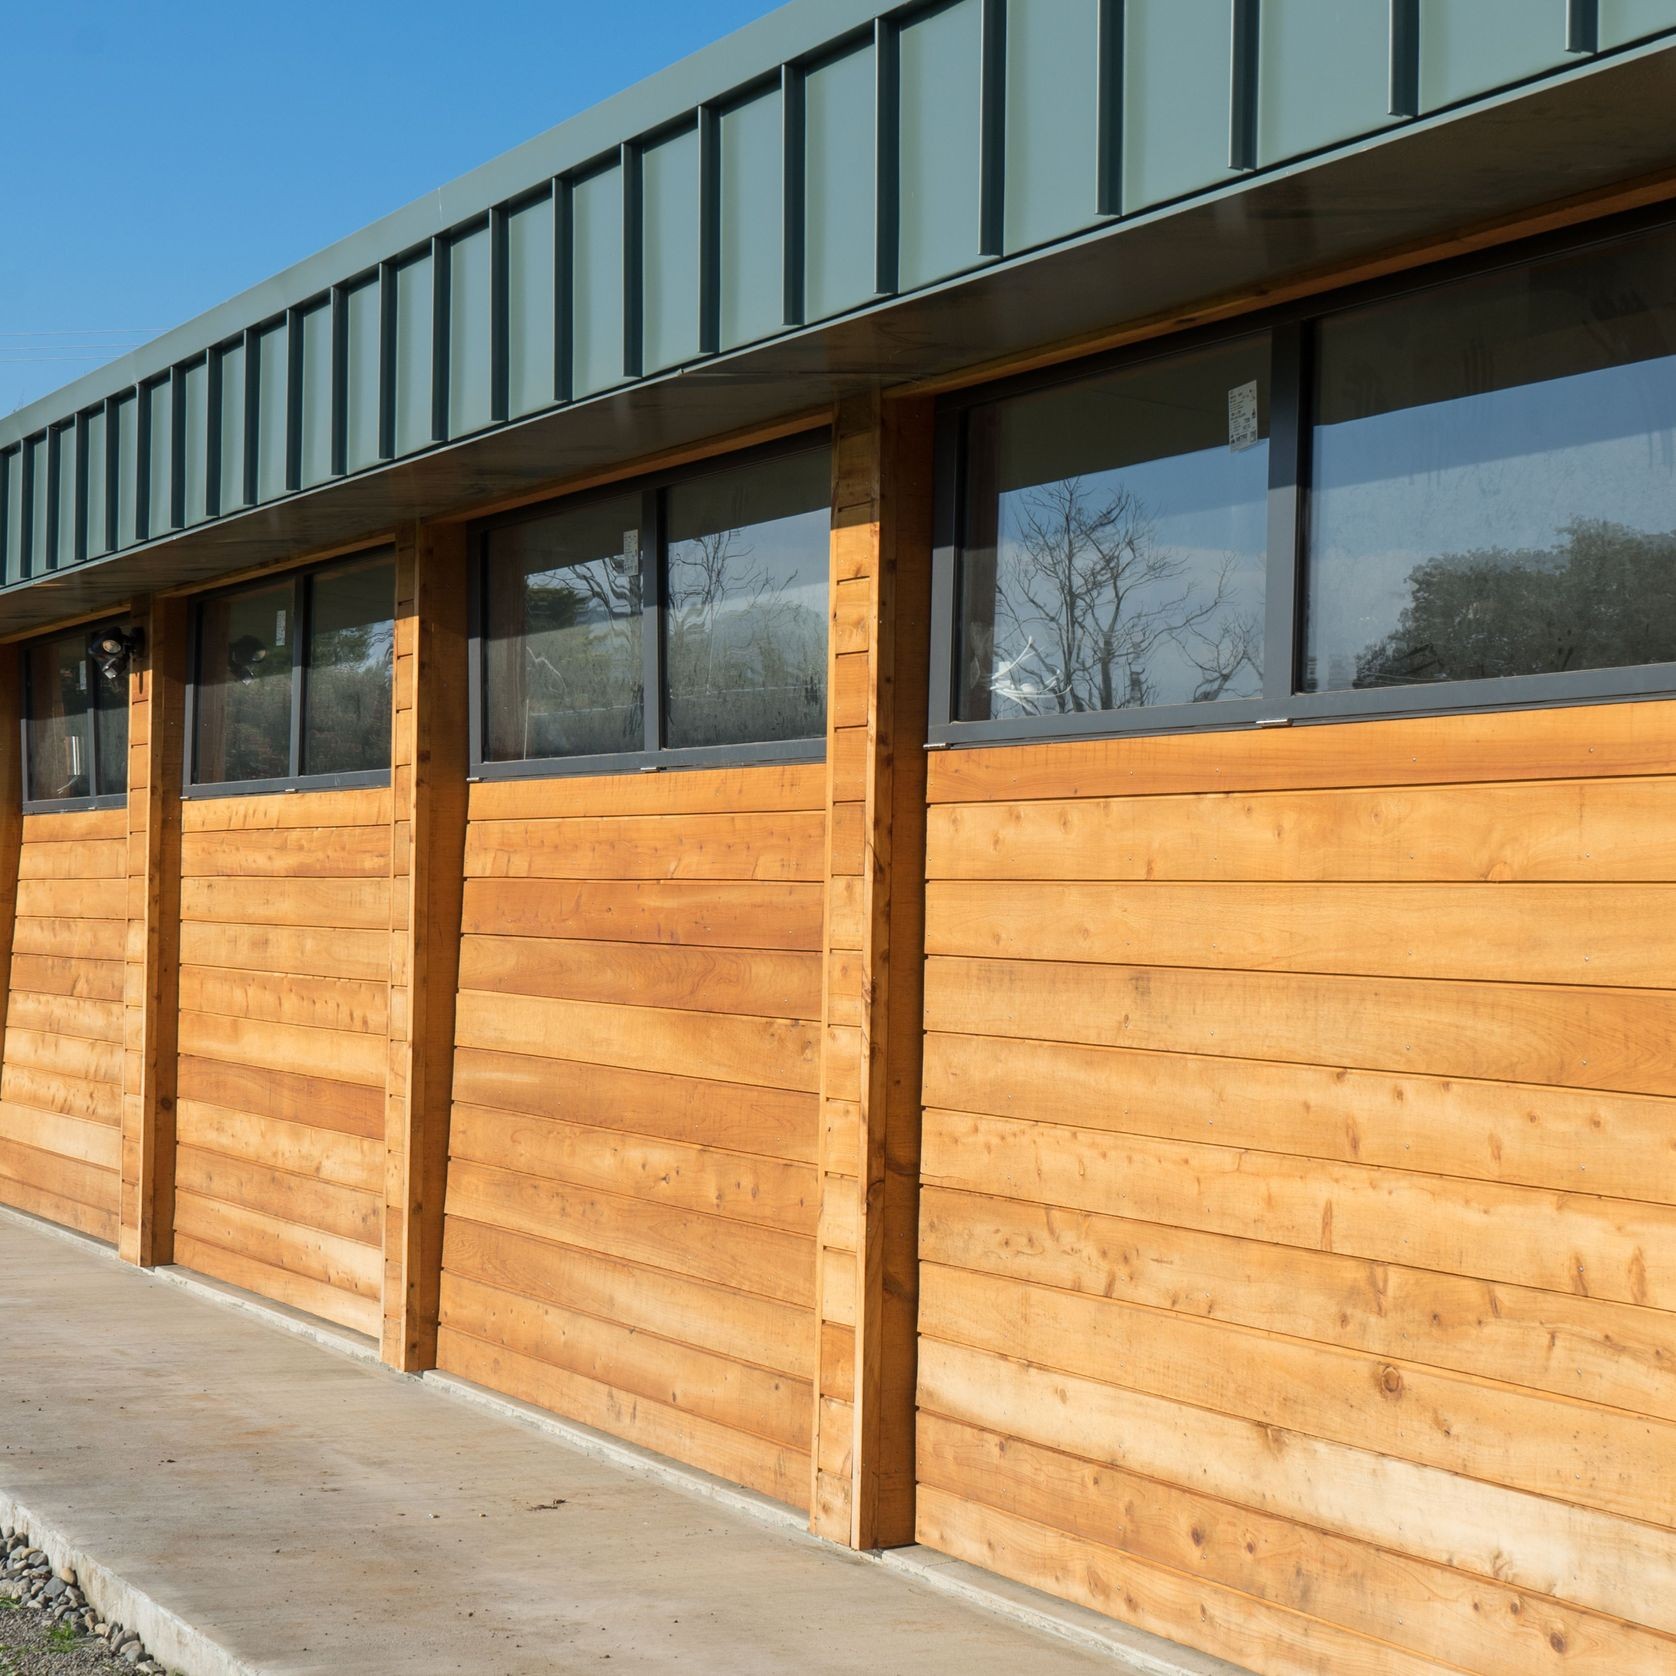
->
(0, 1209, 1214, 1676)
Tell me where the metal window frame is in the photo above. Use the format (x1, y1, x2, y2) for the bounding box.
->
(20, 617, 134, 815)
(928, 200, 1676, 751)
(182, 544, 397, 800)
(467, 431, 832, 783)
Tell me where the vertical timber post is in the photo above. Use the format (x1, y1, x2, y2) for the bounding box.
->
(810, 392, 933, 1549)
(383, 520, 469, 1371)
(120, 595, 185, 1267)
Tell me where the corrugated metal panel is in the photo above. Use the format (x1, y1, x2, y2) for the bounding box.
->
(1602, 0, 1676, 46)
(2, 450, 21, 584)
(572, 162, 625, 398)
(507, 193, 556, 417)
(3, 0, 1672, 599)
(300, 303, 334, 487)
(83, 411, 107, 559)
(113, 395, 138, 551)
(54, 427, 76, 569)
(804, 43, 876, 321)
(719, 89, 782, 350)
(449, 226, 493, 437)
(1419, 0, 1570, 110)
(255, 325, 288, 503)
(1003, 0, 1100, 254)
(642, 125, 702, 373)
(1258, 0, 1396, 164)
(146, 382, 172, 541)
(344, 280, 382, 473)
(393, 254, 434, 457)
(218, 342, 246, 515)
(898, 0, 984, 289)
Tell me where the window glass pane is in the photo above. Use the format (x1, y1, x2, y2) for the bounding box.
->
(26, 634, 88, 802)
(957, 337, 1268, 721)
(664, 450, 829, 749)
(1305, 230, 1676, 692)
(91, 641, 129, 798)
(194, 582, 295, 785)
(303, 558, 394, 777)
(484, 492, 644, 761)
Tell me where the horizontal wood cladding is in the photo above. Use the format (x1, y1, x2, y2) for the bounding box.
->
(916, 701, 1676, 1676)
(170, 790, 393, 1338)
(439, 764, 825, 1508)
(0, 808, 127, 1243)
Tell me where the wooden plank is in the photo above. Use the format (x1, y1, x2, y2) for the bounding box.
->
(449, 1103, 816, 1235)
(921, 1108, 1676, 1311)
(442, 1157, 814, 1308)
(466, 762, 825, 822)
(927, 775, 1676, 884)
(177, 1011, 387, 1089)
(921, 1186, 1676, 1423)
(917, 1485, 1473, 1676)
(451, 1046, 818, 1164)
(176, 1101, 382, 1194)
(173, 1190, 383, 1299)
(0, 1174, 116, 1243)
(454, 990, 821, 1094)
(179, 965, 389, 1035)
(927, 698, 1676, 803)
(20, 807, 126, 843)
(919, 1412, 1676, 1676)
(927, 879, 1676, 989)
(180, 787, 392, 832)
(176, 921, 391, 983)
(10, 916, 125, 962)
(441, 1271, 811, 1451)
(4, 989, 123, 1045)
(175, 1055, 384, 1139)
(172, 1232, 380, 1337)
(462, 810, 825, 881)
(179, 876, 392, 930)
(0, 1103, 121, 1171)
(917, 1336, 1676, 1636)
(924, 955, 1676, 1097)
(437, 1325, 809, 1509)
(0, 1138, 118, 1214)
(919, 1262, 1676, 1527)
(457, 934, 820, 1021)
(6, 953, 126, 1002)
(16, 839, 127, 880)
(443, 1215, 813, 1379)
(0, 1063, 122, 1125)
(174, 1144, 381, 1245)
(1, 1027, 122, 1087)
(831, 652, 869, 730)
(460, 877, 823, 952)
(180, 824, 392, 878)
(15, 878, 127, 921)
(922, 1030, 1676, 1206)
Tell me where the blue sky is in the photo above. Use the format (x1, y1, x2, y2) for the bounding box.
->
(0, 0, 780, 418)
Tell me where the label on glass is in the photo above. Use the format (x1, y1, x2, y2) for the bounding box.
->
(1228, 381, 1260, 452)
(274, 609, 287, 647)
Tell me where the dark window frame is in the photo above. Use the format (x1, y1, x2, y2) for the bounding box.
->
(183, 545, 396, 799)
(467, 431, 831, 781)
(19, 617, 133, 815)
(930, 202, 1676, 749)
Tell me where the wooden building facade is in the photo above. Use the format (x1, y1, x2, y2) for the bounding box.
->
(5, 5, 1676, 1672)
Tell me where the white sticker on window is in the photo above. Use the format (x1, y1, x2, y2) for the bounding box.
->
(616, 530, 641, 578)
(1228, 381, 1260, 453)
(77, 662, 88, 693)
(274, 608, 287, 648)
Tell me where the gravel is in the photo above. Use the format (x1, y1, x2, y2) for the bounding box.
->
(0, 1529, 177, 1676)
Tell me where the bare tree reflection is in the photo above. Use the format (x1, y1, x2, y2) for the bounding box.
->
(978, 477, 1260, 714)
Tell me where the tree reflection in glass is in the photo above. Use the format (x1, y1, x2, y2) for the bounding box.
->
(1306, 227, 1676, 691)
(483, 492, 645, 761)
(957, 337, 1268, 721)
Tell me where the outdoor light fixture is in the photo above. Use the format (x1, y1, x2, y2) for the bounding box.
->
(227, 634, 270, 686)
(87, 624, 144, 685)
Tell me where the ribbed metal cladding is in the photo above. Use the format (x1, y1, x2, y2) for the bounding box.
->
(2, 0, 1673, 590)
